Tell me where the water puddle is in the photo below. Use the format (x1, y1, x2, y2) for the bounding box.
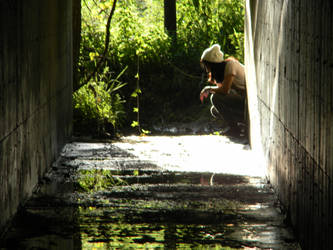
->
(1, 139, 299, 249)
(1, 170, 297, 249)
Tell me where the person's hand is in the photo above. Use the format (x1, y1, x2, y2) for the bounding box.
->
(200, 86, 211, 103)
(207, 73, 217, 85)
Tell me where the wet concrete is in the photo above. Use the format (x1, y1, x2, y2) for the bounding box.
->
(0, 135, 300, 249)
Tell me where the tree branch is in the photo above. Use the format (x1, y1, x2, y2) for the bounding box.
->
(74, 0, 118, 92)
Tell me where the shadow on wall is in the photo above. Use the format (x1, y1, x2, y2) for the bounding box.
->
(0, 0, 73, 234)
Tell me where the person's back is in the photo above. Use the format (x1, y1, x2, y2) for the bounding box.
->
(224, 59, 246, 96)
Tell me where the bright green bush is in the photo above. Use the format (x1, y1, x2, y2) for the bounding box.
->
(110, 0, 171, 64)
(177, 0, 245, 62)
(73, 67, 127, 136)
(73, 80, 126, 127)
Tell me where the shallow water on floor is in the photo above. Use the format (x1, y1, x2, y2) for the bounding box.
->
(1, 137, 300, 249)
(1, 171, 297, 250)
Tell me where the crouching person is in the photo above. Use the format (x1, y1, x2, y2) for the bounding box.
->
(199, 44, 248, 138)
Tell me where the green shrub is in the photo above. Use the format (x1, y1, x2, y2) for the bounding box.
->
(73, 67, 127, 137)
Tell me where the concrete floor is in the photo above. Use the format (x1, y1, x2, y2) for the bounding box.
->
(0, 135, 301, 249)
(113, 135, 264, 176)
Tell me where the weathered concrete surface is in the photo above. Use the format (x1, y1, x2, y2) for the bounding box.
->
(1, 136, 300, 249)
(245, 0, 333, 249)
(0, 1, 73, 233)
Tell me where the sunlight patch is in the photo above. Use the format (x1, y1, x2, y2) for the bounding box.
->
(113, 135, 265, 177)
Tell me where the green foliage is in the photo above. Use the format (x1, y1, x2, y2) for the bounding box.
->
(176, 0, 245, 61)
(78, 0, 245, 134)
(77, 169, 127, 193)
(131, 87, 142, 98)
(110, 0, 171, 64)
(73, 66, 127, 136)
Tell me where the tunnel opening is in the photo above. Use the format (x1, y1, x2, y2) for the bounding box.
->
(4, 0, 333, 249)
(0, 2, 277, 248)
(72, 0, 248, 140)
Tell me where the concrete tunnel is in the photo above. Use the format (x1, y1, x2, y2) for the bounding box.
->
(0, 0, 332, 249)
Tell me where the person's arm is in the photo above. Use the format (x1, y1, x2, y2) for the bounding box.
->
(209, 74, 234, 95)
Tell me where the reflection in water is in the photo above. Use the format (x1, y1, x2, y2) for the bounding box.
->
(1, 169, 297, 249)
(77, 206, 242, 249)
(1, 139, 299, 249)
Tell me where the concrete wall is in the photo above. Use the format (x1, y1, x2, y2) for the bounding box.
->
(245, 0, 333, 249)
(0, 0, 72, 232)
